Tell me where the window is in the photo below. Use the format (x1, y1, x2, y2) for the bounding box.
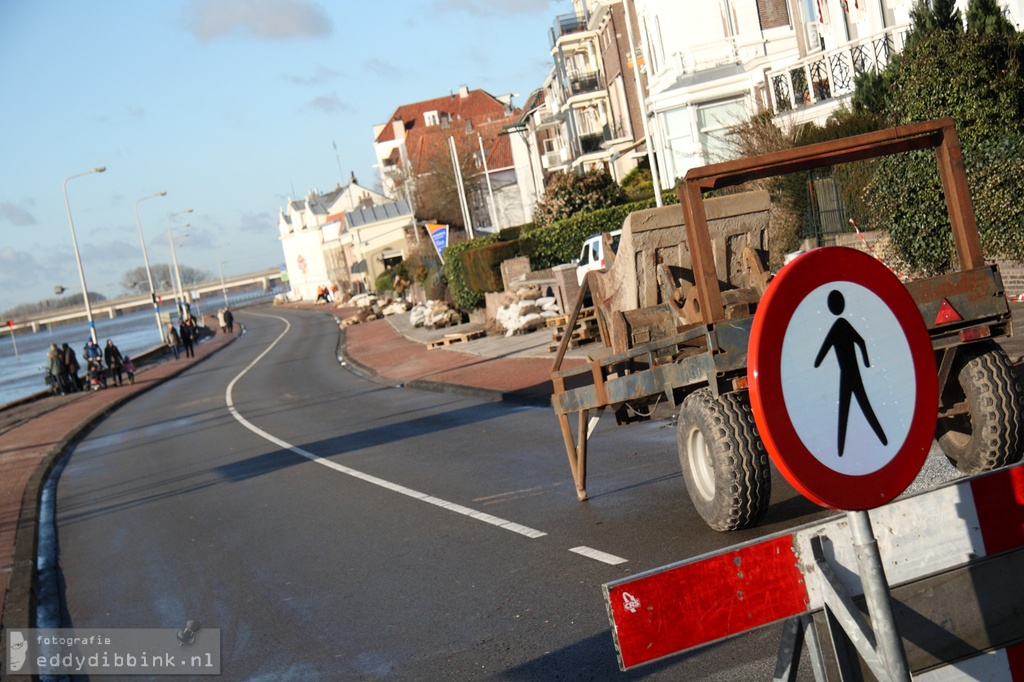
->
(662, 106, 694, 182)
(424, 110, 439, 126)
(697, 97, 748, 163)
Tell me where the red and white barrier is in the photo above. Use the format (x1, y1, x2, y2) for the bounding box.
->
(604, 463, 1024, 673)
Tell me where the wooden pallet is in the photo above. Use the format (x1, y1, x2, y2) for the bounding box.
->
(426, 329, 485, 349)
(550, 307, 600, 352)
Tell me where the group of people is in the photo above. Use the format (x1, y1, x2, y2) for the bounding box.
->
(216, 308, 234, 335)
(315, 285, 334, 304)
(45, 338, 135, 395)
(165, 315, 198, 360)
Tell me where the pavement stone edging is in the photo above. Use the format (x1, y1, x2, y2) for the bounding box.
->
(336, 322, 550, 407)
(0, 334, 237, 646)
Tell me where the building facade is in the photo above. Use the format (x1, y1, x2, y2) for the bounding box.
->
(277, 180, 388, 301)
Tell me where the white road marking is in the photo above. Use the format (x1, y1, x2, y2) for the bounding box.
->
(570, 546, 628, 565)
(224, 313, 547, 540)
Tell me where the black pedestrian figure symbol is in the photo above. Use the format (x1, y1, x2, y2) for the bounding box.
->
(813, 290, 888, 456)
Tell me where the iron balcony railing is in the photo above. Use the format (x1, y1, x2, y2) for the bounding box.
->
(768, 25, 909, 113)
(578, 131, 607, 155)
(568, 70, 604, 97)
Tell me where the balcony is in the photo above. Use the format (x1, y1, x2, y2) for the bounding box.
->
(667, 36, 766, 75)
(768, 25, 909, 113)
(568, 70, 604, 98)
(549, 11, 591, 48)
(542, 148, 569, 169)
(579, 131, 607, 155)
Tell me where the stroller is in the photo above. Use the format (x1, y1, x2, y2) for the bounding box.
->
(86, 359, 106, 390)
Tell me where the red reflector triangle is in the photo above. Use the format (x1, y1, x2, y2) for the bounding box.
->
(935, 299, 963, 325)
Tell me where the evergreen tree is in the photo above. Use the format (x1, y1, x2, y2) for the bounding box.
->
(966, 0, 1016, 35)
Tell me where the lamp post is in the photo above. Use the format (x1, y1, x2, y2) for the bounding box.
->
(215, 242, 230, 308)
(135, 190, 168, 342)
(63, 165, 106, 345)
(169, 224, 190, 316)
(167, 209, 193, 318)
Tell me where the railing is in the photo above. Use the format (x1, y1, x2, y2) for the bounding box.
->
(768, 25, 909, 113)
(550, 10, 591, 47)
(542, 148, 568, 169)
(668, 36, 766, 75)
(579, 131, 606, 155)
(568, 70, 604, 97)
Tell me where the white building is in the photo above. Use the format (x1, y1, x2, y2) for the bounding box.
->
(277, 179, 388, 301)
(634, 0, 1024, 185)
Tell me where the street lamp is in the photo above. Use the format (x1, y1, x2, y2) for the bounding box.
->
(135, 190, 167, 342)
(167, 209, 193, 318)
(63, 165, 106, 345)
(215, 242, 230, 308)
(169, 225, 190, 316)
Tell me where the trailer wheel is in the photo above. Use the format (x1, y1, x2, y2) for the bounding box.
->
(677, 388, 771, 531)
(936, 341, 1024, 474)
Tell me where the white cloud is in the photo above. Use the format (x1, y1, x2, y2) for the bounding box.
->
(364, 58, 402, 81)
(283, 65, 344, 86)
(0, 201, 37, 226)
(185, 0, 332, 43)
(308, 93, 352, 114)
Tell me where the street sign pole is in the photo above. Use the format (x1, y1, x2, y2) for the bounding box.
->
(849, 509, 911, 682)
(7, 320, 18, 360)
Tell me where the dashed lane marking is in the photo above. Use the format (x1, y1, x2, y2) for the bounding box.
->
(570, 546, 628, 565)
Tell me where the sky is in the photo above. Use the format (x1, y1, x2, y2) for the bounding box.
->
(0, 0, 568, 312)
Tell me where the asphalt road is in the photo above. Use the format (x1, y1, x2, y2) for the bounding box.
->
(46, 306, 944, 680)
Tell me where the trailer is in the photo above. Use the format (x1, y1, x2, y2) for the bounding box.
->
(550, 118, 1024, 531)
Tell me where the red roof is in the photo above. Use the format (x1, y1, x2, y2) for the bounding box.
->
(376, 88, 520, 176)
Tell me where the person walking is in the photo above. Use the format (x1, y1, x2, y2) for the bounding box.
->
(62, 342, 82, 391)
(223, 308, 234, 335)
(104, 339, 125, 387)
(166, 323, 181, 360)
(46, 343, 68, 395)
(180, 317, 195, 358)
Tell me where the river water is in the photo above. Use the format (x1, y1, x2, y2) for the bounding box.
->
(0, 289, 282, 407)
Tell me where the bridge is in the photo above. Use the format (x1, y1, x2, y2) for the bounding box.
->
(7, 268, 285, 333)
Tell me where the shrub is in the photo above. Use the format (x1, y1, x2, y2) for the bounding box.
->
(532, 170, 628, 228)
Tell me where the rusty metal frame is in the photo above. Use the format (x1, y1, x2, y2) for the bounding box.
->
(679, 117, 983, 326)
(550, 118, 995, 503)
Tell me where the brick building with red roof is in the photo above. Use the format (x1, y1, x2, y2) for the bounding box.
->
(373, 86, 526, 233)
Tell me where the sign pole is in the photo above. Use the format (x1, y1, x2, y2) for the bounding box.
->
(7, 321, 19, 360)
(848, 509, 911, 682)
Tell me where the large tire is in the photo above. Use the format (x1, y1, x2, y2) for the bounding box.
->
(677, 388, 771, 531)
(936, 341, 1024, 474)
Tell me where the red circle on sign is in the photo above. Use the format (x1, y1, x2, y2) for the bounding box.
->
(748, 247, 937, 510)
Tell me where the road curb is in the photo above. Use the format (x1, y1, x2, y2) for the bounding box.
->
(336, 326, 550, 408)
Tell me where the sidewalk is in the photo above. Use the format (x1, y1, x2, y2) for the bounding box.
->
(340, 306, 591, 405)
(0, 329, 236, 641)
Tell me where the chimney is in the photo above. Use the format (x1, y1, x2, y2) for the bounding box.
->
(392, 117, 405, 140)
(459, 85, 469, 99)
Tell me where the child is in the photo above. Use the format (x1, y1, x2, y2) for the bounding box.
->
(123, 356, 136, 385)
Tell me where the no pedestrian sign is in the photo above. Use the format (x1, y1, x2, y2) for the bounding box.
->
(748, 247, 937, 510)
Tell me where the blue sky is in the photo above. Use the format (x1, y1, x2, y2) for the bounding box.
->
(0, 0, 566, 312)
